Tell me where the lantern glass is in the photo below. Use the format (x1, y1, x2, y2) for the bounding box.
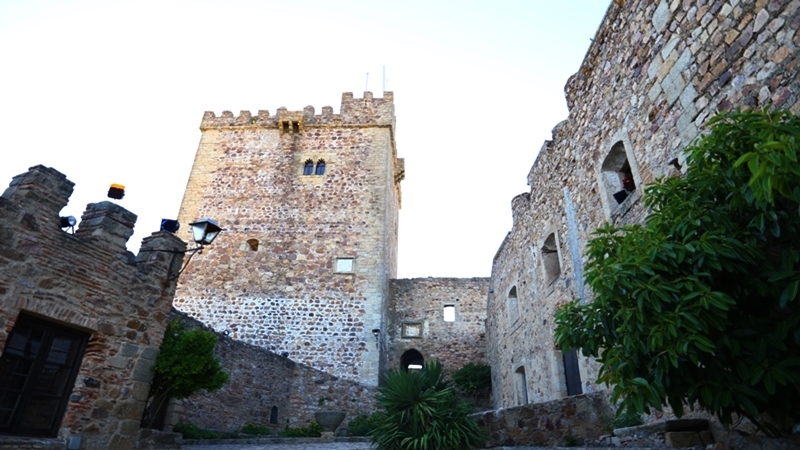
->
(189, 218, 222, 245)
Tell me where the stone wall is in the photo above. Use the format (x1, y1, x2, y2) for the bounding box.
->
(174, 92, 404, 387)
(473, 391, 614, 447)
(487, 0, 800, 408)
(171, 312, 377, 431)
(0, 166, 186, 449)
(386, 278, 490, 375)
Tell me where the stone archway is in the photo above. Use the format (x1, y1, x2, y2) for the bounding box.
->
(400, 349, 424, 371)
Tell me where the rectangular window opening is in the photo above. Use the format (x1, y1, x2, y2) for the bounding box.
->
(335, 258, 354, 273)
(443, 305, 455, 322)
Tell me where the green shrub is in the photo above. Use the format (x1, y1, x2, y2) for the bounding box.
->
(173, 422, 219, 440)
(612, 409, 643, 429)
(371, 360, 485, 450)
(554, 108, 800, 437)
(281, 421, 322, 437)
(346, 412, 382, 436)
(450, 362, 492, 400)
(142, 320, 229, 428)
(241, 422, 271, 436)
(563, 433, 581, 447)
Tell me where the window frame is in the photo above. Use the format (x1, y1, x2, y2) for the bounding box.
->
(334, 257, 355, 274)
(0, 314, 89, 437)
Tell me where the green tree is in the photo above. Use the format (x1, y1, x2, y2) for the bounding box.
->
(371, 360, 485, 450)
(554, 109, 800, 436)
(141, 320, 229, 429)
(450, 362, 492, 401)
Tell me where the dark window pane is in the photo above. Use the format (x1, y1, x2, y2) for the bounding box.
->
(0, 393, 21, 426)
(303, 161, 314, 175)
(19, 397, 60, 431)
(315, 161, 325, 175)
(0, 315, 89, 436)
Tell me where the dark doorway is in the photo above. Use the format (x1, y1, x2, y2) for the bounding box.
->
(0, 314, 89, 437)
(270, 406, 278, 424)
(563, 349, 582, 396)
(399, 349, 424, 371)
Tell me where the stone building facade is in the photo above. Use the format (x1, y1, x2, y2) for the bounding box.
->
(173, 92, 404, 387)
(173, 92, 491, 397)
(386, 278, 489, 375)
(0, 166, 186, 449)
(487, 0, 800, 408)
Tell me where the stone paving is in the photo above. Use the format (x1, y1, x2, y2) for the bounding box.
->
(183, 443, 373, 450)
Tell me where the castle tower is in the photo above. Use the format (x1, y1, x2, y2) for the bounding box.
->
(174, 92, 404, 386)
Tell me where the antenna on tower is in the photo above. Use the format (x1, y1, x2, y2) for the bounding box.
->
(382, 66, 386, 92)
(365, 72, 369, 91)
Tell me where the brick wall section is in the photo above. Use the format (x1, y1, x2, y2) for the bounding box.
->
(174, 92, 404, 387)
(0, 166, 186, 449)
(171, 312, 377, 431)
(386, 278, 489, 375)
(487, 0, 800, 408)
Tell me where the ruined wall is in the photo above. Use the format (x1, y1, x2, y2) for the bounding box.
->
(487, 0, 800, 408)
(0, 166, 185, 449)
(174, 92, 404, 387)
(386, 278, 489, 375)
(171, 312, 377, 431)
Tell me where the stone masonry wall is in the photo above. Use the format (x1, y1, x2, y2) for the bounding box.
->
(171, 311, 377, 432)
(487, 0, 800, 409)
(386, 278, 490, 375)
(474, 391, 614, 448)
(0, 166, 186, 450)
(174, 92, 403, 387)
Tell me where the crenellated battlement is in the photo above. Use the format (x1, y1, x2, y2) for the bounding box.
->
(1, 165, 187, 262)
(200, 91, 395, 130)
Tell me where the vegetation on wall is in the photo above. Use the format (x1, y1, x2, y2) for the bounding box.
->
(346, 412, 382, 436)
(450, 362, 492, 401)
(141, 320, 229, 429)
(281, 421, 322, 437)
(554, 108, 800, 436)
(370, 360, 485, 450)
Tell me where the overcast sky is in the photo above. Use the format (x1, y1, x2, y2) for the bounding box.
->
(0, 0, 610, 278)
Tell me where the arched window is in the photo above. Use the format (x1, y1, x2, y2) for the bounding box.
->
(400, 349, 424, 371)
(514, 366, 528, 405)
(246, 239, 259, 251)
(315, 160, 326, 175)
(303, 160, 314, 175)
(598, 137, 642, 223)
(507, 286, 519, 324)
(270, 406, 278, 424)
(541, 233, 561, 285)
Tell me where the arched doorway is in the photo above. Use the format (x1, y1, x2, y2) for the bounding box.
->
(400, 349, 424, 371)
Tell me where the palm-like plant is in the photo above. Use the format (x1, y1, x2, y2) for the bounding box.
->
(371, 360, 486, 450)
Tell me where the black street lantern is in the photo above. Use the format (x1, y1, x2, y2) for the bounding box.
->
(189, 218, 222, 246)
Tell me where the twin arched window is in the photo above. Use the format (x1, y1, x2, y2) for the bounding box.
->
(303, 160, 326, 176)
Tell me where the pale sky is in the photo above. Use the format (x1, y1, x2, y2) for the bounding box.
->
(0, 0, 610, 278)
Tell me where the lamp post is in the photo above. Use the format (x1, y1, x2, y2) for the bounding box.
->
(144, 218, 224, 280)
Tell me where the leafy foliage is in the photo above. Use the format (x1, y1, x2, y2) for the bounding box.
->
(141, 320, 229, 428)
(240, 422, 271, 436)
(554, 108, 800, 436)
(450, 362, 492, 400)
(371, 360, 485, 450)
(281, 421, 322, 437)
(173, 422, 218, 440)
(347, 412, 382, 436)
(611, 410, 643, 430)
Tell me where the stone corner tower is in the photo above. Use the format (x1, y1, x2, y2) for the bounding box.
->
(174, 91, 404, 387)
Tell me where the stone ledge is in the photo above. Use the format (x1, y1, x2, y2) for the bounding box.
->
(0, 436, 66, 450)
(181, 436, 371, 445)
